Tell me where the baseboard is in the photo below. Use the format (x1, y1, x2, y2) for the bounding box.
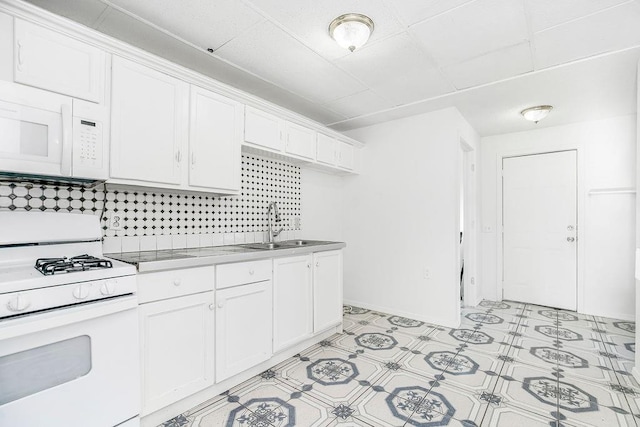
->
(343, 298, 460, 329)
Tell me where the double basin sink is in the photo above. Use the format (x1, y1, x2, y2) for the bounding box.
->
(240, 240, 331, 251)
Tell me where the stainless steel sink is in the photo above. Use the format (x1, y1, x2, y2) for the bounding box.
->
(280, 240, 332, 247)
(240, 242, 285, 250)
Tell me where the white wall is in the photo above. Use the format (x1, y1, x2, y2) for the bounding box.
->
(342, 108, 479, 328)
(480, 115, 636, 320)
(301, 168, 344, 242)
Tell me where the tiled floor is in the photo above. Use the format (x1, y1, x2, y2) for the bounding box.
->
(160, 300, 639, 426)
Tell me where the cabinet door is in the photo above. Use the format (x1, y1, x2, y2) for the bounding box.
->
(139, 292, 215, 415)
(244, 106, 283, 152)
(189, 86, 243, 192)
(285, 122, 316, 160)
(313, 250, 343, 332)
(273, 255, 313, 352)
(111, 56, 188, 185)
(14, 19, 106, 103)
(216, 281, 272, 382)
(336, 141, 355, 170)
(316, 134, 337, 166)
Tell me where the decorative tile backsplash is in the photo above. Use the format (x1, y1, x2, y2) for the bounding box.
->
(0, 155, 301, 240)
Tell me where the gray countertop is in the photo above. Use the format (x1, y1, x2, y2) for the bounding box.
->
(106, 240, 346, 273)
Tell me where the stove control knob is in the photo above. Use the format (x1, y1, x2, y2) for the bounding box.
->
(7, 293, 31, 312)
(101, 281, 116, 296)
(73, 284, 89, 300)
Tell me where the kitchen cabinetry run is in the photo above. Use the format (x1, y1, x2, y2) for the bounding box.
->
(273, 255, 313, 352)
(110, 56, 188, 186)
(138, 267, 215, 416)
(215, 260, 272, 382)
(13, 19, 106, 103)
(313, 250, 343, 332)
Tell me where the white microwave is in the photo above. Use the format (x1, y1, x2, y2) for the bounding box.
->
(0, 81, 108, 186)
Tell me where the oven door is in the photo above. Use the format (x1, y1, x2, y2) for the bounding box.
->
(0, 296, 139, 427)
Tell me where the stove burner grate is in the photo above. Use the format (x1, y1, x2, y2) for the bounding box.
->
(35, 254, 113, 275)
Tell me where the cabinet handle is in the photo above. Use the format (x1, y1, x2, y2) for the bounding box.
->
(17, 40, 24, 70)
(316, 261, 320, 267)
(217, 300, 225, 308)
(209, 303, 215, 311)
(175, 150, 182, 163)
(191, 152, 196, 166)
(173, 279, 181, 286)
(307, 263, 311, 269)
(249, 269, 255, 275)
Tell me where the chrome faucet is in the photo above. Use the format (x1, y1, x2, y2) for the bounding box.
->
(267, 201, 284, 243)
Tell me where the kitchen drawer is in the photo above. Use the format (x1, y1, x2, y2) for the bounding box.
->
(216, 259, 271, 289)
(138, 266, 215, 304)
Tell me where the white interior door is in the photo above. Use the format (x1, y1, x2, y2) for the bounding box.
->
(502, 150, 577, 310)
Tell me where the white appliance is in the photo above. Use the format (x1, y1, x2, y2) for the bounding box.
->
(0, 212, 139, 427)
(0, 81, 108, 186)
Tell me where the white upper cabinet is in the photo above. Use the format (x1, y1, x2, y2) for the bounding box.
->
(316, 134, 337, 166)
(14, 19, 106, 103)
(189, 86, 243, 193)
(110, 56, 188, 185)
(284, 122, 316, 161)
(316, 134, 355, 171)
(244, 106, 283, 152)
(336, 141, 355, 171)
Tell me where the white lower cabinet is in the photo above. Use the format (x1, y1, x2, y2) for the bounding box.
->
(273, 255, 313, 352)
(215, 280, 272, 382)
(313, 250, 343, 332)
(139, 291, 215, 415)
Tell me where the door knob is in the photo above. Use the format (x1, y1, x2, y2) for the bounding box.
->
(567, 225, 574, 231)
(567, 237, 575, 242)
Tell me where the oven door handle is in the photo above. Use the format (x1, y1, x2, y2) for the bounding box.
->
(0, 295, 137, 341)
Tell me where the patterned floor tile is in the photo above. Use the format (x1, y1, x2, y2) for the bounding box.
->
(481, 404, 561, 427)
(460, 310, 521, 333)
(301, 353, 386, 406)
(438, 348, 504, 391)
(602, 333, 636, 361)
(452, 328, 515, 356)
(402, 341, 465, 380)
(368, 313, 437, 336)
(332, 325, 420, 363)
(354, 387, 420, 427)
(592, 316, 636, 337)
(188, 398, 245, 427)
(419, 379, 500, 425)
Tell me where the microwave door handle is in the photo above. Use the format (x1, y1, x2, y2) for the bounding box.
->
(60, 103, 72, 176)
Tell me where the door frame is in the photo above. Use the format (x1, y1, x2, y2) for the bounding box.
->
(459, 138, 478, 308)
(495, 145, 586, 312)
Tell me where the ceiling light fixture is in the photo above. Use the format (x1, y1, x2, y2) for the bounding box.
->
(329, 13, 374, 52)
(520, 105, 553, 123)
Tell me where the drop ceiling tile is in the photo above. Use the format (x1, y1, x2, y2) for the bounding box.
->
(442, 42, 534, 89)
(214, 20, 365, 103)
(384, 0, 476, 27)
(245, 0, 404, 61)
(323, 90, 391, 119)
(409, 0, 528, 67)
(525, 0, 631, 32)
(534, 1, 640, 68)
(103, 0, 264, 50)
(26, 0, 108, 27)
(336, 33, 435, 86)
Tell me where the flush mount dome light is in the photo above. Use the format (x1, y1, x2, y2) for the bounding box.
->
(521, 105, 553, 123)
(329, 13, 374, 52)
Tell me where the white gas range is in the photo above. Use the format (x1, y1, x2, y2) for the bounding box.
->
(0, 211, 139, 427)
